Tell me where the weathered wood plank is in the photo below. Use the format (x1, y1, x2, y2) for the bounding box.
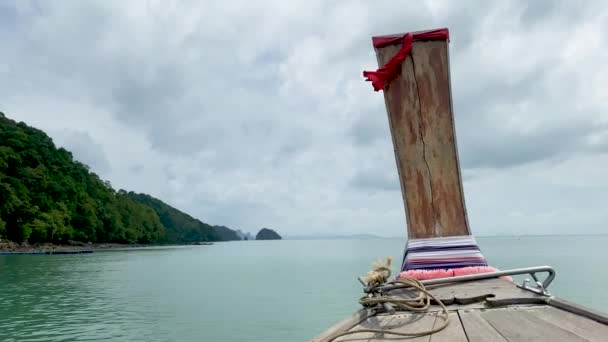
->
(428, 312, 467, 342)
(547, 296, 608, 324)
(481, 308, 589, 342)
(459, 310, 508, 342)
(378, 313, 437, 341)
(389, 278, 545, 310)
(376, 44, 433, 239)
(527, 306, 608, 342)
(425, 278, 516, 302)
(410, 40, 469, 238)
(375, 39, 470, 239)
(333, 313, 437, 342)
(311, 309, 372, 342)
(333, 314, 393, 342)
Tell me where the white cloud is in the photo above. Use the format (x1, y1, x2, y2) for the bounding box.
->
(1, 0, 607, 236)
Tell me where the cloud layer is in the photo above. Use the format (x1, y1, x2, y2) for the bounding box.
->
(1, 0, 607, 236)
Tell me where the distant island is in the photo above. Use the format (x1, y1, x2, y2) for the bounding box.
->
(235, 229, 254, 241)
(0, 111, 278, 251)
(255, 228, 281, 240)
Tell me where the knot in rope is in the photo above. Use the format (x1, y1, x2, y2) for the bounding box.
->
(363, 257, 392, 288)
(327, 257, 449, 342)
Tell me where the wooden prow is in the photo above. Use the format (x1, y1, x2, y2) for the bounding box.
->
(373, 32, 470, 239)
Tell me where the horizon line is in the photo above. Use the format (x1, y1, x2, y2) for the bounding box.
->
(283, 233, 608, 239)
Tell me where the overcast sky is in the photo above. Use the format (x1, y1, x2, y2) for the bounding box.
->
(1, 1, 607, 237)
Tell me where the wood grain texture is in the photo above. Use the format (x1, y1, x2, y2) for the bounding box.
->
(459, 310, 508, 342)
(481, 308, 589, 342)
(381, 313, 437, 341)
(527, 306, 608, 342)
(333, 315, 392, 342)
(388, 278, 545, 310)
(315, 279, 608, 341)
(312, 309, 372, 342)
(547, 296, 608, 324)
(428, 312, 467, 342)
(375, 40, 470, 239)
(334, 313, 436, 342)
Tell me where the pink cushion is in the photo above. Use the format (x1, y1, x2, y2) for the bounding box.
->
(397, 266, 513, 282)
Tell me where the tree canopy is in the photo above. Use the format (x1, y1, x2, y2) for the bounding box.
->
(126, 192, 240, 243)
(0, 112, 240, 244)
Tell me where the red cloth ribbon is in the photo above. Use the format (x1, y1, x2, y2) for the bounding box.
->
(363, 28, 449, 91)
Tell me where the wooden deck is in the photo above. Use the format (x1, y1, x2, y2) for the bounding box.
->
(313, 279, 608, 342)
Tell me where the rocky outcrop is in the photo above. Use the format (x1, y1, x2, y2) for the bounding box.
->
(255, 228, 282, 240)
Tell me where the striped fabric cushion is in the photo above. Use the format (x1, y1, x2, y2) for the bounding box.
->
(401, 235, 488, 271)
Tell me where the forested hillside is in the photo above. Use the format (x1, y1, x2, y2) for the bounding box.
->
(0, 112, 240, 244)
(126, 192, 240, 242)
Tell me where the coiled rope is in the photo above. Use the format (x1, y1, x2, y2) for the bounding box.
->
(327, 257, 449, 341)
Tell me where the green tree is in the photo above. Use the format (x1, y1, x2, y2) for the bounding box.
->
(0, 111, 242, 245)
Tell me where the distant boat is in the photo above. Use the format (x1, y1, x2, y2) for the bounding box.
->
(313, 27, 608, 341)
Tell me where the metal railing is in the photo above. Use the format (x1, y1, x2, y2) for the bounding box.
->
(364, 265, 556, 296)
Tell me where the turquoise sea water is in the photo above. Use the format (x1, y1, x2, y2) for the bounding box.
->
(0, 235, 607, 341)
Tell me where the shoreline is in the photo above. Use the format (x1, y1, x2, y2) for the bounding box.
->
(0, 241, 213, 254)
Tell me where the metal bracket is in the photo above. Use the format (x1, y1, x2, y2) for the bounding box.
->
(516, 269, 552, 296)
